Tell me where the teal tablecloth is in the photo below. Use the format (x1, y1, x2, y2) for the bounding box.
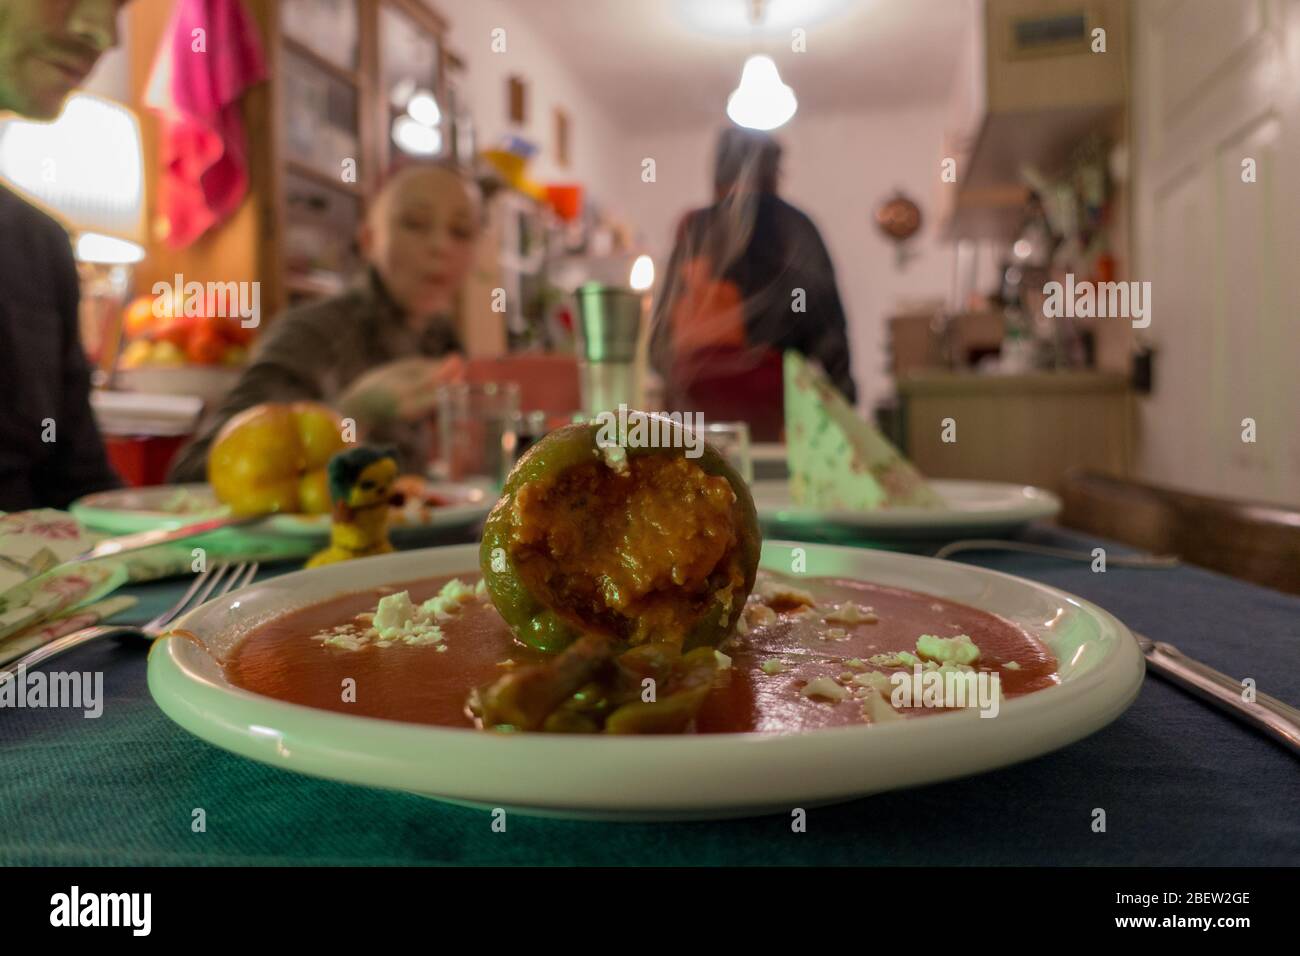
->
(3, 526, 1298, 866)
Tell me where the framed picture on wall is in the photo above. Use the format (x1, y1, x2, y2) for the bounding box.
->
(555, 107, 571, 168)
(508, 75, 528, 125)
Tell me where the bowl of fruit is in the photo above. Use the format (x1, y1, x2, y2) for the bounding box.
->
(115, 290, 252, 401)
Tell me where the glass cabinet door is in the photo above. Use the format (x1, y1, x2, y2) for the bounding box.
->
(281, 0, 359, 73)
(281, 47, 360, 177)
(380, 2, 445, 161)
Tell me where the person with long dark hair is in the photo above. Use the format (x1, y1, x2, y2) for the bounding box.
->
(649, 126, 856, 441)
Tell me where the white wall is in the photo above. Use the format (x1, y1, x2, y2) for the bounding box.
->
(441, 0, 622, 210)
(615, 105, 999, 412)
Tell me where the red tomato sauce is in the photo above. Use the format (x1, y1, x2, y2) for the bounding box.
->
(224, 573, 1058, 733)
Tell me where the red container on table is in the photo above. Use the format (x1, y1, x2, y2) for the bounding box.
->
(104, 434, 189, 487)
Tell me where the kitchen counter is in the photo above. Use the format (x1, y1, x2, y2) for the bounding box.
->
(897, 370, 1133, 494)
(897, 370, 1130, 395)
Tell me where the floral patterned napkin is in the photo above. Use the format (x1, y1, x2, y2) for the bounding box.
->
(0, 509, 193, 664)
(0, 595, 138, 666)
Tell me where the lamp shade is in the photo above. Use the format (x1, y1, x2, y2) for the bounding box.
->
(0, 93, 145, 261)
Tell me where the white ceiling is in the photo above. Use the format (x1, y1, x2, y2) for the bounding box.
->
(509, 0, 975, 131)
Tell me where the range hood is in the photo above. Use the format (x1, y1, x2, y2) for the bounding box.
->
(940, 0, 1129, 240)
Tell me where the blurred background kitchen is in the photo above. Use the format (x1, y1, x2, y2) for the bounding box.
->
(5, 0, 1297, 510)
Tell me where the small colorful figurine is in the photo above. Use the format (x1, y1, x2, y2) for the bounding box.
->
(306, 446, 399, 568)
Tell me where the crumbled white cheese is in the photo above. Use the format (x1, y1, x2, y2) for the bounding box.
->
(475, 578, 488, 598)
(318, 580, 480, 651)
(373, 591, 417, 639)
(824, 602, 878, 625)
(861, 690, 903, 724)
(743, 603, 778, 629)
(851, 670, 895, 695)
(800, 676, 850, 701)
(916, 633, 981, 665)
(759, 658, 787, 675)
(867, 650, 922, 668)
(321, 633, 367, 651)
(402, 627, 446, 647)
(756, 579, 816, 607)
(1004, 661, 1021, 670)
(419, 578, 477, 622)
(599, 441, 629, 474)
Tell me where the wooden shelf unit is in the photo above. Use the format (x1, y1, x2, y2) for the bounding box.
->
(129, 0, 449, 321)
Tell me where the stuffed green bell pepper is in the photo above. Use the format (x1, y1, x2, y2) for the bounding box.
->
(473, 417, 762, 733)
(479, 419, 761, 654)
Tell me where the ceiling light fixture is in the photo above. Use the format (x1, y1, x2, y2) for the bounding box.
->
(726, 54, 797, 130)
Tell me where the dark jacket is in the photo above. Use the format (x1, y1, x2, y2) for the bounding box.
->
(0, 185, 121, 511)
(651, 192, 857, 410)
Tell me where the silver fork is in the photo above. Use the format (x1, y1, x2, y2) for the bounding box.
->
(0, 561, 258, 685)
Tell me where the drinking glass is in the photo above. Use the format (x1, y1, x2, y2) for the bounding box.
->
(699, 421, 752, 485)
(434, 382, 520, 491)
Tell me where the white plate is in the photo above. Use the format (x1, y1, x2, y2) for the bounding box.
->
(148, 541, 1143, 820)
(72, 482, 492, 544)
(753, 479, 1061, 541)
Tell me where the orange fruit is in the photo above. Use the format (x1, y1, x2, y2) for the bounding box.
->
(123, 295, 158, 339)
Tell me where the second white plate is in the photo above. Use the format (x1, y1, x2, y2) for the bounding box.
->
(752, 479, 1061, 542)
(72, 482, 492, 540)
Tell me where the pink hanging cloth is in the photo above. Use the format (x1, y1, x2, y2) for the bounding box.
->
(144, 0, 267, 249)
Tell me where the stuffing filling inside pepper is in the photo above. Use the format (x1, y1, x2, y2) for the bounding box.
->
(508, 454, 747, 646)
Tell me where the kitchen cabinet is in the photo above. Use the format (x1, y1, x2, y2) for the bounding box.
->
(940, 0, 1130, 240)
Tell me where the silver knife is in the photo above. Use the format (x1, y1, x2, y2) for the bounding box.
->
(1138, 634, 1300, 756)
(65, 514, 265, 564)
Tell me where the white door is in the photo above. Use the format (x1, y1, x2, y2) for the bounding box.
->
(1134, 0, 1300, 506)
